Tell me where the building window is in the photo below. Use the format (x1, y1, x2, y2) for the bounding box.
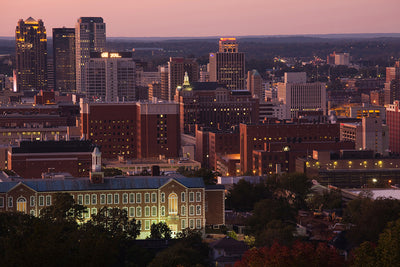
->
(77, 195, 83, 205)
(17, 197, 27, 213)
(85, 208, 90, 218)
(189, 192, 194, 202)
(181, 205, 186, 216)
(92, 194, 97, 205)
(160, 193, 165, 203)
(196, 205, 201, 215)
(39, 196, 44, 206)
(0, 197, 3, 207)
(136, 193, 141, 203)
(129, 207, 135, 217)
(107, 194, 112, 204)
(161, 206, 165, 216)
(181, 219, 186, 229)
(114, 194, 119, 204)
(145, 193, 150, 203)
(145, 206, 150, 217)
(46, 196, 51, 206)
(151, 206, 157, 217)
(30, 210, 35, 216)
(189, 219, 194, 229)
(196, 192, 201, 202)
(196, 219, 201, 229)
(181, 192, 185, 202)
(100, 194, 106, 204)
(189, 205, 194, 216)
(30, 196, 35, 207)
(122, 207, 128, 215)
(85, 194, 90, 205)
(168, 193, 178, 215)
(92, 208, 97, 215)
(151, 193, 157, 203)
(145, 220, 150, 230)
(136, 207, 142, 217)
(123, 193, 128, 204)
(129, 193, 135, 203)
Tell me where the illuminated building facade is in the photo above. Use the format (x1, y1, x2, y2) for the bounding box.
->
(86, 52, 135, 102)
(75, 17, 106, 94)
(53, 27, 76, 93)
(277, 72, 326, 119)
(209, 38, 245, 90)
(0, 175, 225, 238)
(168, 57, 199, 101)
(15, 17, 47, 91)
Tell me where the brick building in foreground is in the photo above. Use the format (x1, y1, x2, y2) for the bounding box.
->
(0, 175, 225, 239)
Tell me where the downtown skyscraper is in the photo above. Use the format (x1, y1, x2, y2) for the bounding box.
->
(75, 17, 106, 94)
(15, 17, 47, 91)
(53, 27, 76, 93)
(209, 38, 245, 90)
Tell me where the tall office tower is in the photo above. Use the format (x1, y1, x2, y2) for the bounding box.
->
(160, 66, 169, 100)
(199, 65, 210, 82)
(168, 57, 199, 101)
(53, 27, 76, 93)
(86, 52, 135, 102)
(247, 69, 263, 101)
(75, 17, 106, 94)
(15, 17, 47, 91)
(387, 101, 400, 154)
(209, 38, 245, 90)
(277, 72, 326, 119)
(46, 58, 54, 90)
(384, 61, 400, 105)
(148, 81, 162, 101)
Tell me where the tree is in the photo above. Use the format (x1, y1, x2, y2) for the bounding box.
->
(343, 197, 400, 245)
(235, 241, 345, 267)
(307, 188, 343, 210)
(102, 167, 123, 177)
(277, 173, 312, 209)
(90, 206, 141, 239)
(149, 222, 171, 240)
(39, 192, 87, 223)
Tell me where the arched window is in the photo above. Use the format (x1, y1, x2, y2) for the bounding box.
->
(168, 193, 178, 215)
(17, 197, 27, 213)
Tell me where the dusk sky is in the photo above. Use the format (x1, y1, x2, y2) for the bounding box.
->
(1, 0, 400, 37)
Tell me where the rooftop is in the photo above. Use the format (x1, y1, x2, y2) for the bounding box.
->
(12, 140, 96, 154)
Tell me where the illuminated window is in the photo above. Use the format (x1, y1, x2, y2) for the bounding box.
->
(168, 193, 178, 215)
(30, 196, 35, 207)
(161, 206, 165, 216)
(129, 193, 135, 203)
(145, 206, 150, 217)
(145, 220, 150, 230)
(123, 193, 128, 204)
(151, 206, 157, 216)
(17, 197, 27, 213)
(196, 192, 201, 202)
(92, 194, 97, 205)
(189, 205, 194, 216)
(100, 194, 106, 204)
(46, 196, 51, 206)
(129, 207, 135, 217)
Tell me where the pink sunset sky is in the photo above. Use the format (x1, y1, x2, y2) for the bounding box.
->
(1, 0, 400, 37)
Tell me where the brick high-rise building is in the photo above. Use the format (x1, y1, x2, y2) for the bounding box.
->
(386, 101, 400, 154)
(209, 38, 245, 90)
(80, 100, 180, 159)
(75, 17, 106, 94)
(53, 27, 76, 93)
(15, 17, 47, 91)
(384, 62, 400, 105)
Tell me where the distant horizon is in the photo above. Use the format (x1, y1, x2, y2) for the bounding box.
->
(2, 32, 400, 40)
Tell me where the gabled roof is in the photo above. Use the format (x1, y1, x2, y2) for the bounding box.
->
(0, 176, 205, 193)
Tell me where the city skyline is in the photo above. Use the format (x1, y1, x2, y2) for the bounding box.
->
(1, 0, 400, 37)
